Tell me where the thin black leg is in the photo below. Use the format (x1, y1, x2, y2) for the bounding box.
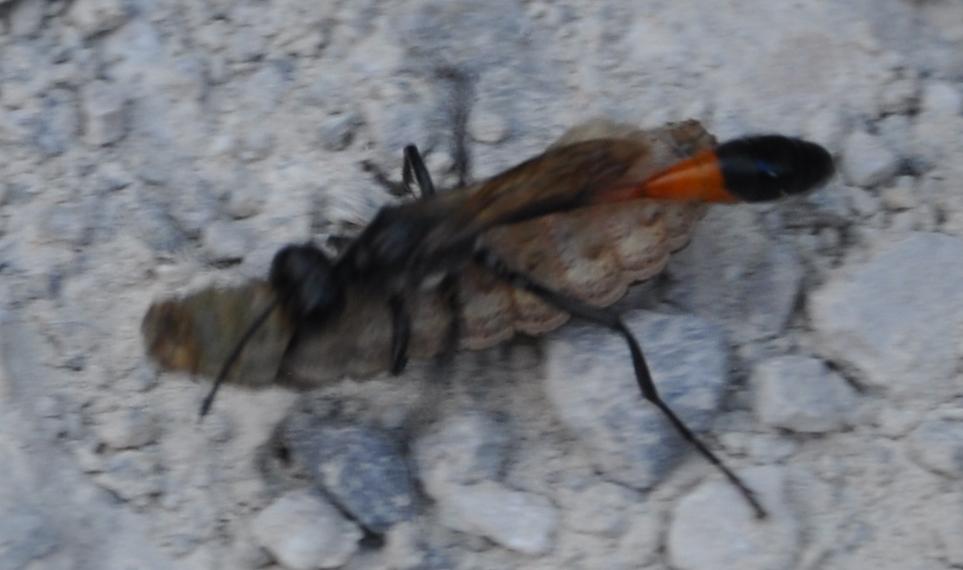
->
(436, 273, 462, 365)
(473, 248, 767, 519)
(389, 294, 411, 375)
(403, 144, 436, 197)
(361, 159, 411, 199)
(437, 67, 473, 188)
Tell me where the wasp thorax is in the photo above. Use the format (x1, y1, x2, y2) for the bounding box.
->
(269, 244, 345, 321)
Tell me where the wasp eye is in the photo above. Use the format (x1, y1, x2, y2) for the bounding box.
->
(270, 244, 345, 321)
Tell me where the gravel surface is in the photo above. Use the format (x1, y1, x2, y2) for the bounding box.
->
(2, 1, 963, 569)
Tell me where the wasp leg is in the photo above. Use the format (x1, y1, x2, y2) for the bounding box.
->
(389, 294, 412, 375)
(403, 144, 436, 198)
(473, 248, 767, 519)
(361, 159, 411, 198)
(436, 273, 462, 365)
(439, 67, 473, 188)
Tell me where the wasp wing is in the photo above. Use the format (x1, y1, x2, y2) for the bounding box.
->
(283, 120, 714, 381)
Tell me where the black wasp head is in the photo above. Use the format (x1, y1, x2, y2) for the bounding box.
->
(269, 244, 346, 322)
(716, 135, 835, 202)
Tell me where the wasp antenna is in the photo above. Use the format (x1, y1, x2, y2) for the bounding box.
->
(199, 298, 280, 419)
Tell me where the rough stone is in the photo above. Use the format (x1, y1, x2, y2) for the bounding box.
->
(469, 108, 511, 144)
(413, 411, 509, 495)
(841, 130, 899, 188)
(546, 311, 729, 489)
(927, 491, 963, 566)
(907, 414, 963, 478)
(68, 0, 127, 37)
(252, 489, 362, 570)
(94, 408, 159, 449)
(281, 420, 417, 533)
(9, 0, 45, 38)
(36, 88, 81, 157)
(564, 481, 636, 537)
(666, 207, 803, 343)
(201, 220, 251, 264)
(81, 80, 129, 146)
(435, 480, 558, 555)
(751, 355, 858, 433)
(809, 232, 963, 398)
(318, 111, 363, 151)
(225, 173, 267, 219)
(667, 466, 800, 570)
(0, 502, 60, 569)
(920, 81, 962, 116)
(93, 450, 164, 504)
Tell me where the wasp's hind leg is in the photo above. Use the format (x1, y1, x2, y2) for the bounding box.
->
(403, 144, 436, 197)
(362, 144, 436, 199)
(437, 273, 462, 365)
(473, 248, 768, 519)
(388, 294, 412, 375)
(439, 67, 473, 188)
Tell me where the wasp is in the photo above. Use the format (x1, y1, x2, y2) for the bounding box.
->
(143, 117, 834, 518)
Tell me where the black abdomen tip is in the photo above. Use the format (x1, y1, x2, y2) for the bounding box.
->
(716, 136, 835, 202)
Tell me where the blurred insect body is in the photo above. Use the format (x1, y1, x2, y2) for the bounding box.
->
(143, 118, 834, 518)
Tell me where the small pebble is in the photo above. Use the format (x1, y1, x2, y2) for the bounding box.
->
(201, 220, 250, 263)
(667, 467, 800, 570)
(907, 415, 963, 478)
(68, 0, 127, 37)
(920, 81, 962, 116)
(95, 408, 159, 449)
(435, 481, 558, 556)
(80, 80, 129, 146)
(318, 111, 363, 151)
(752, 355, 857, 433)
(841, 130, 899, 188)
(251, 489, 361, 570)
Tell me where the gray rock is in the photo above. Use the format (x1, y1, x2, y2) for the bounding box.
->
(37, 203, 93, 247)
(318, 112, 363, 151)
(751, 355, 857, 433)
(877, 76, 919, 116)
(201, 220, 251, 263)
(928, 491, 963, 566)
(281, 420, 417, 533)
(225, 173, 267, 219)
(435, 481, 558, 555)
(80, 80, 129, 146)
(841, 130, 899, 188)
(920, 81, 962, 116)
(666, 207, 803, 343)
(228, 26, 267, 63)
(564, 481, 636, 537)
(94, 450, 164, 504)
(252, 489, 362, 570)
(236, 129, 275, 162)
(94, 408, 159, 449)
(68, 0, 127, 37)
(35, 88, 80, 157)
(10, 0, 45, 38)
(667, 466, 800, 570)
(413, 411, 509, 495)
(0, 502, 60, 569)
(125, 200, 188, 254)
(469, 108, 511, 144)
(907, 415, 963, 478)
(546, 311, 729, 489)
(0, 312, 34, 401)
(809, 232, 963, 398)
